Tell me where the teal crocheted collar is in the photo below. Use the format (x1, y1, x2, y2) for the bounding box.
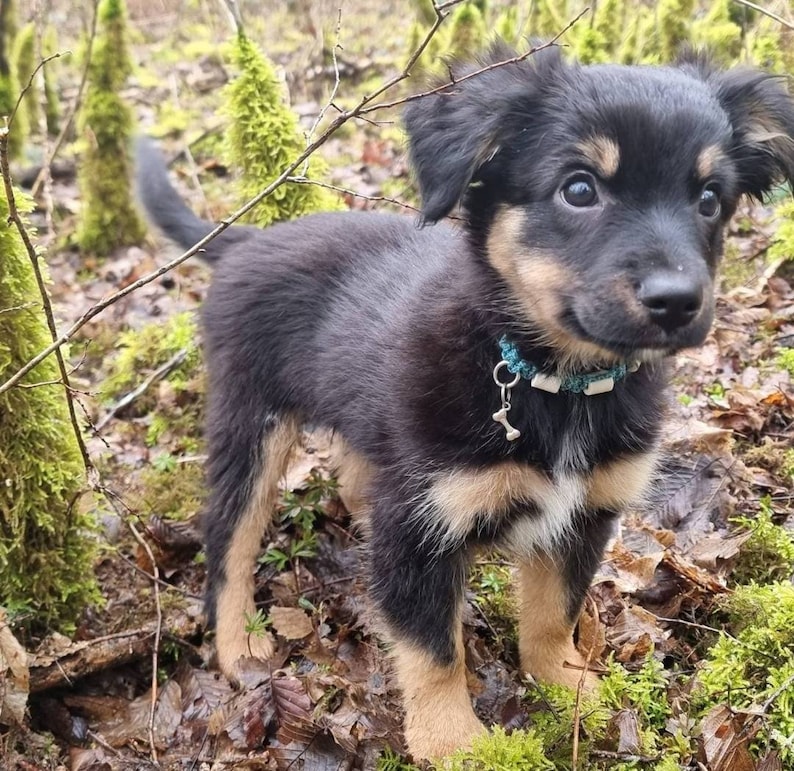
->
(497, 336, 639, 396)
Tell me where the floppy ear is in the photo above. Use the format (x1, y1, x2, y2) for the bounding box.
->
(404, 44, 561, 224)
(710, 68, 794, 200)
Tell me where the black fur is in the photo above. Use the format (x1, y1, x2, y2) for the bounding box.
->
(136, 47, 794, 698)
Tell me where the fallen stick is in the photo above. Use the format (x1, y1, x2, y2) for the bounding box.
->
(29, 610, 201, 693)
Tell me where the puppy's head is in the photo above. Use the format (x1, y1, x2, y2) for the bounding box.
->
(405, 46, 794, 365)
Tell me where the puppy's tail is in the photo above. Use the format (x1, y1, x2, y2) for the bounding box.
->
(134, 136, 256, 263)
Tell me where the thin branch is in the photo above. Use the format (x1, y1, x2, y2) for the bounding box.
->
(761, 671, 794, 714)
(732, 0, 794, 30)
(572, 594, 599, 770)
(358, 9, 589, 116)
(286, 175, 422, 215)
(0, 8, 589, 396)
(95, 348, 187, 431)
(0, 128, 93, 480)
(103, 488, 163, 765)
(301, 7, 343, 178)
(8, 52, 64, 128)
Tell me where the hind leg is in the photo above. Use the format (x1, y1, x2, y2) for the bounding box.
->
(205, 410, 300, 680)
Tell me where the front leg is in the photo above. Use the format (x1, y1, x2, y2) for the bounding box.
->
(515, 510, 617, 690)
(369, 487, 485, 761)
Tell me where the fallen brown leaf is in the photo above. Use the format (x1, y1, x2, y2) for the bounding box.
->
(270, 606, 314, 640)
(700, 704, 758, 771)
(0, 610, 29, 726)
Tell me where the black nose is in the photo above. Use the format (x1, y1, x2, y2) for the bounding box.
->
(638, 271, 703, 332)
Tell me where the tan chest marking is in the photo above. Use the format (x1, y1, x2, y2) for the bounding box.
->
(419, 451, 658, 553)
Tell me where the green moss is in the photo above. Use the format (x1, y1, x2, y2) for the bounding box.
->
(719, 240, 756, 291)
(768, 200, 794, 264)
(572, 26, 610, 64)
(732, 500, 794, 585)
(0, 185, 99, 630)
(76, 0, 145, 255)
(0, 0, 24, 159)
(691, 0, 742, 64)
(471, 561, 517, 650)
(137, 460, 205, 521)
(223, 32, 342, 228)
(103, 311, 203, 443)
(776, 348, 794, 377)
(376, 747, 419, 771)
(600, 655, 672, 733)
(534, 0, 567, 40)
(658, 0, 696, 61)
(11, 22, 38, 135)
(409, 0, 436, 26)
(10, 21, 57, 136)
(448, 4, 487, 61)
(695, 583, 794, 761)
(43, 27, 59, 135)
(447, 726, 554, 770)
(494, 7, 521, 46)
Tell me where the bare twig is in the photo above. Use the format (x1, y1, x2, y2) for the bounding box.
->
(8, 52, 64, 129)
(0, 9, 587, 396)
(31, 0, 101, 197)
(761, 671, 794, 714)
(0, 128, 93, 481)
(121, 508, 163, 764)
(301, 8, 343, 178)
(356, 8, 589, 116)
(286, 175, 422, 214)
(572, 594, 599, 769)
(95, 348, 188, 431)
(732, 0, 794, 30)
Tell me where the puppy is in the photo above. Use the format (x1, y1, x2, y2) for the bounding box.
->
(136, 46, 794, 760)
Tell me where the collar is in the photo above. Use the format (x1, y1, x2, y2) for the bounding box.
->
(497, 336, 639, 396)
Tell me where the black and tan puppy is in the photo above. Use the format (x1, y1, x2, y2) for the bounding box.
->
(137, 46, 794, 760)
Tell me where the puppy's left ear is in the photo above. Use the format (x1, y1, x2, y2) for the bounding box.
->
(711, 68, 794, 199)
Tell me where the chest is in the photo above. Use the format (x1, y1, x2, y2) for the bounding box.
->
(419, 450, 658, 555)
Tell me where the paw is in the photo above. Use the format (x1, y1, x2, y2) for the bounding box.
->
(216, 629, 275, 682)
(523, 643, 600, 692)
(405, 704, 486, 761)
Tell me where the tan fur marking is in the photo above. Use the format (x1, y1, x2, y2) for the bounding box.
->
(329, 434, 375, 527)
(487, 207, 622, 368)
(588, 451, 659, 510)
(696, 144, 727, 180)
(391, 627, 485, 759)
(516, 555, 598, 690)
(577, 135, 620, 178)
(427, 461, 549, 543)
(215, 416, 301, 679)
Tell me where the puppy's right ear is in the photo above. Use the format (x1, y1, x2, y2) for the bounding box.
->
(404, 44, 559, 224)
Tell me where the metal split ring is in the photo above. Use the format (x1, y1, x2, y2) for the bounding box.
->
(493, 360, 521, 389)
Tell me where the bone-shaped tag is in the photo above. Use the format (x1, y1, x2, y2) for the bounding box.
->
(492, 406, 521, 441)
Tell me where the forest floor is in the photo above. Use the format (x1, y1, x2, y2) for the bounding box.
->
(2, 1, 794, 770)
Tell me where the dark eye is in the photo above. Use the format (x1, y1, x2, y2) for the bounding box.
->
(699, 184, 721, 218)
(561, 175, 598, 207)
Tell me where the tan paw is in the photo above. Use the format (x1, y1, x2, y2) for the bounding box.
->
(216, 629, 275, 682)
(523, 643, 600, 691)
(405, 704, 486, 761)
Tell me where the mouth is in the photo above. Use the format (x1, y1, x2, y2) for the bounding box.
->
(563, 311, 696, 359)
